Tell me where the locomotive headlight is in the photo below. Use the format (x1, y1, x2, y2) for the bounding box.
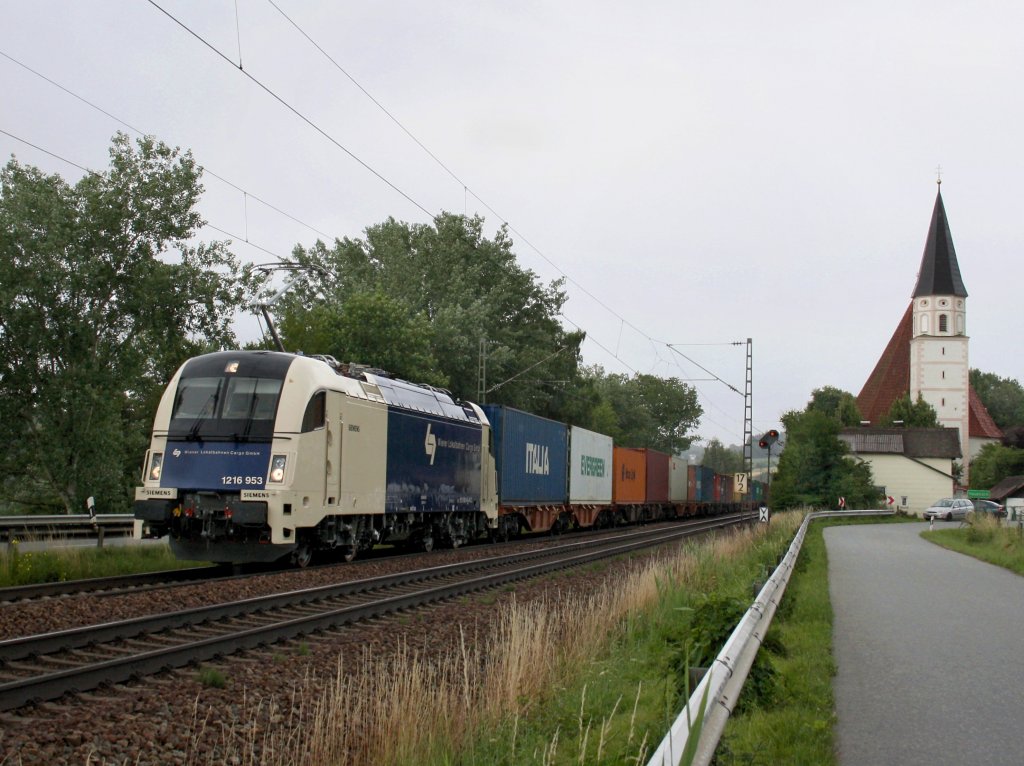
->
(269, 454, 287, 483)
(148, 452, 163, 482)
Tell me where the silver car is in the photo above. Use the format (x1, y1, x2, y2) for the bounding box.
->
(923, 497, 973, 521)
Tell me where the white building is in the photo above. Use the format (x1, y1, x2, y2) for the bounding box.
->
(856, 185, 1002, 485)
(839, 427, 961, 517)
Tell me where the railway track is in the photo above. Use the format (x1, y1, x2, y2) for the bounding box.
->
(0, 566, 224, 603)
(0, 514, 747, 711)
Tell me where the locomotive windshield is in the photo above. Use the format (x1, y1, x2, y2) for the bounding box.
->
(168, 375, 282, 441)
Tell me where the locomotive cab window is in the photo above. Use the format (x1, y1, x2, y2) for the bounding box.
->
(169, 375, 283, 440)
(302, 391, 326, 432)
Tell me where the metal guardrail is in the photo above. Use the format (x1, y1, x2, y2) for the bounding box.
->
(647, 509, 895, 766)
(0, 514, 136, 546)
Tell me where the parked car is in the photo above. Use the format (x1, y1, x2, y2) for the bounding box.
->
(972, 499, 1006, 518)
(922, 497, 973, 521)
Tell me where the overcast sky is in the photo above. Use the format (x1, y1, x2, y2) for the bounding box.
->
(3, 1, 1022, 447)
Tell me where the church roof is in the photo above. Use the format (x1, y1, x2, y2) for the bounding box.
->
(912, 188, 968, 298)
(969, 387, 1004, 439)
(856, 304, 912, 426)
(855, 304, 1003, 440)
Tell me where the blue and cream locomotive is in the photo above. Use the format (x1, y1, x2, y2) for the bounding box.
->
(134, 351, 498, 565)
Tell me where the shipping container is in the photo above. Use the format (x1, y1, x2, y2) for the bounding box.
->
(568, 426, 613, 504)
(669, 457, 689, 503)
(689, 465, 715, 503)
(612, 447, 646, 504)
(482, 405, 568, 505)
(645, 449, 670, 504)
(714, 473, 734, 504)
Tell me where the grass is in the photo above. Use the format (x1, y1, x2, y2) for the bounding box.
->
(0, 538, 207, 586)
(714, 517, 837, 765)
(922, 513, 1024, 575)
(198, 666, 227, 689)
(224, 515, 804, 765)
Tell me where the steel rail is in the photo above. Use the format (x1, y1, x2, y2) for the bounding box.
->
(0, 566, 223, 603)
(0, 515, 746, 711)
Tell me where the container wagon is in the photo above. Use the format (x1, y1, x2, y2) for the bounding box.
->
(482, 405, 569, 536)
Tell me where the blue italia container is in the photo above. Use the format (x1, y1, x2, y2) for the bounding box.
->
(482, 405, 568, 505)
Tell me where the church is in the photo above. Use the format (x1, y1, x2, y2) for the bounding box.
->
(843, 184, 1002, 507)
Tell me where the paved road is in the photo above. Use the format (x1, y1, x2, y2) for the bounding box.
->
(826, 522, 1024, 766)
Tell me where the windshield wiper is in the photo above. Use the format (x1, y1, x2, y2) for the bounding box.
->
(188, 384, 222, 441)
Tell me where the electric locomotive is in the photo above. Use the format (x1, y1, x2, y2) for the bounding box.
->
(133, 351, 498, 565)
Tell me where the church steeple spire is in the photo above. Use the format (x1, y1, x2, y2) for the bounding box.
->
(912, 187, 968, 298)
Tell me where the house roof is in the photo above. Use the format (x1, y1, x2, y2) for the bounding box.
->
(912, 188, 968, 298)
(840, 427, 962, 459)
(987, 475, 1024, 502)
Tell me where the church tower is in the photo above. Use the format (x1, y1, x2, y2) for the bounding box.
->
(908, 183, 971, 472)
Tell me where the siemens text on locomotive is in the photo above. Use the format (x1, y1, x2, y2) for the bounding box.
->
(133, 351, 764, 566)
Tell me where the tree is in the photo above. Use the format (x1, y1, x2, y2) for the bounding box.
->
(970, 369, 1024, 429)
(0, 134, 255, 514)
(586, 370, 701, 453)
(278, 292, 445, 387)
(969, 443, 1024, 489)
(278, 213, 585, 419)
(702, 438, 744, 474)
(880, 393, 939, 427)
(808, 386, 862, 426)
(770, 408, 879, 510)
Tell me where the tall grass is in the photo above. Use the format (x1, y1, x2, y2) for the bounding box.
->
(215, 515, 803, 765)
(0, 539, 203, 586)
(923, 513, 1024, 575)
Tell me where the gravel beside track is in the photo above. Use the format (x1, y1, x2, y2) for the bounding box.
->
(0, 524, 702, 764)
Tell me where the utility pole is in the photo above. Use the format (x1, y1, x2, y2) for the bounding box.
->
(477, 338, 487, 404)
(742, 338, 753, 503)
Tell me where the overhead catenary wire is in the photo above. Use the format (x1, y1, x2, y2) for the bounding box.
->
(250, 4, 749, 423)
(0, 48, 333, 242)
(146, 0, 433, 219)
(7, 6, 750, 439)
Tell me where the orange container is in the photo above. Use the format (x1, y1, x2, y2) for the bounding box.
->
(613, 447, 647, 504)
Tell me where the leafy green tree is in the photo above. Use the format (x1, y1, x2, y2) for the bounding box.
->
(969, 443, 1024, 489)
(808, 386, 862, 426)
(770, 408, 879, 509)
(278, 213, 584, 418)
(0, 134, 254, 514)
(969, 369, 1024, 429)
(587, 370, 701, 453)
(880, 393, 939, 427)
(702, 438, 744, 474)
(279, 291, 445, 387)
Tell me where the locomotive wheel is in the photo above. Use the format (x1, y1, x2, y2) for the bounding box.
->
(292, 544, 313, 568)
(421, 535, 434, 552)
(341, 546, 357, 563)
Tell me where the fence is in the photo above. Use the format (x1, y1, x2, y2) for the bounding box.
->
(0, 514, 136, 548)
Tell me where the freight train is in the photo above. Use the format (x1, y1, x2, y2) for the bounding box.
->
(133, 351, 763, 566)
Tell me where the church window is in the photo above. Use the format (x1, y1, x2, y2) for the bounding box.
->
(920, 315, 929, 334)
(939, 314, 948, 333)
(942, 370, 945, 379)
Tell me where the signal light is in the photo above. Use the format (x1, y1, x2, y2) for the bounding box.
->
(758, 429, 780, 450)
